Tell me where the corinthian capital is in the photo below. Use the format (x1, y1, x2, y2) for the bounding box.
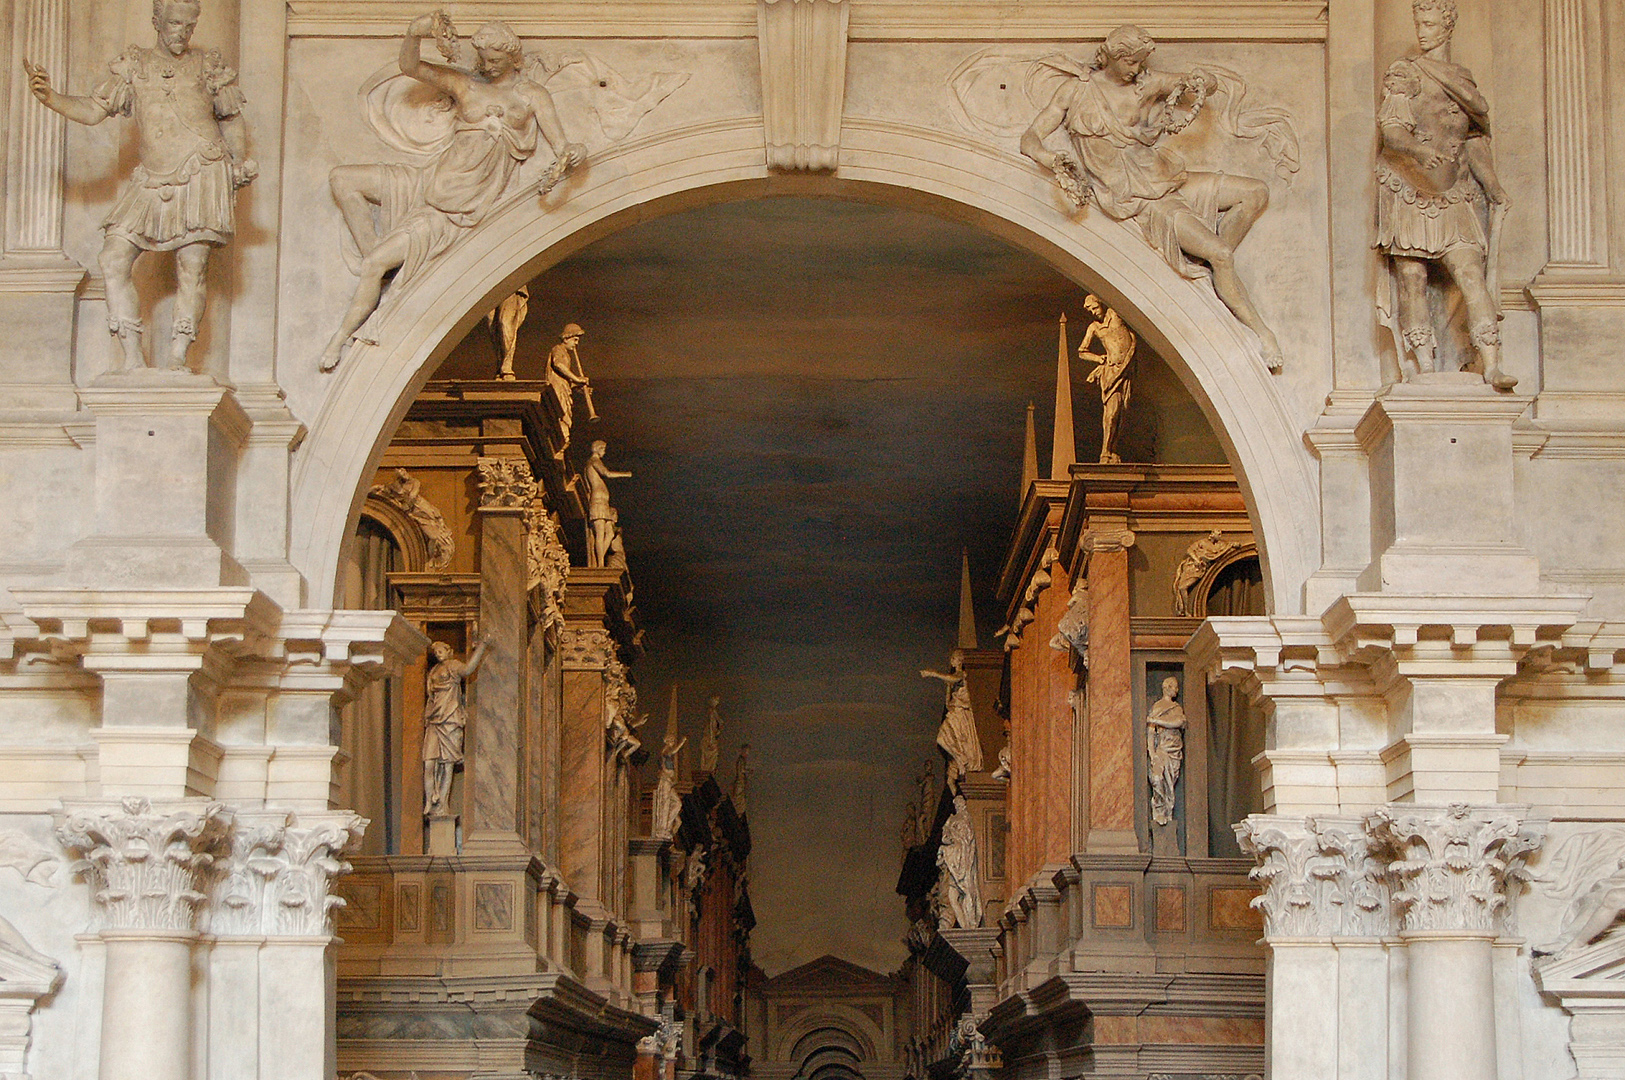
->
(475, 456, 538, 510)
(212, 811, 366, 937)
(1236, 814, 1392, 939)
(1368, 804, 1544, 935)
(57, 797, 232, 933)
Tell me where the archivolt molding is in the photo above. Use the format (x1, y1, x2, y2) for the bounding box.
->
(292, 117, 1319, 616)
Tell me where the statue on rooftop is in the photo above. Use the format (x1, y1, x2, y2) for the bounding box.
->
(936, 795, 983, 929)
(486, 286, 529, 380)
(922, 650, 984, 786)
(1079, 294, 1135, 463)
(584, 440, 631, 568)
(26, 0, 258, 372)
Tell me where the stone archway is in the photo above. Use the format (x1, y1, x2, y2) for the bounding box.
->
(290, 118, 1319, 614)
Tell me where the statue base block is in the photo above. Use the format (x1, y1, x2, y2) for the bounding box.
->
(427, 815, 458, 856)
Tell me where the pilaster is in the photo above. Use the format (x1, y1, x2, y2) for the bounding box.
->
(0, 0, 83, 412)
(1080, 526, 1135, 854)
(465, 457, 535, 855)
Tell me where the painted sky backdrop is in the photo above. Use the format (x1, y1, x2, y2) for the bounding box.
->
(438, 198, 1223, 975)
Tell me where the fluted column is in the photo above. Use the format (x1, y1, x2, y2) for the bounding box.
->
(2, 0, 74, 265)
(57, 798, 232, 1080)
(1543, 0, 1605, 270)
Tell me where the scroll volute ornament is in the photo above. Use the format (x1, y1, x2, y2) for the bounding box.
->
(759, 0, 849, 171)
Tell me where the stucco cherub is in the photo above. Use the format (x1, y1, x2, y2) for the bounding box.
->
(27, 0, 257, 371)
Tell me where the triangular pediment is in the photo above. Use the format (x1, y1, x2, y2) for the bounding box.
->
(764, 955, 893, 991)
(0, 918, 60, 999)
(1534, 930, 1625, 994)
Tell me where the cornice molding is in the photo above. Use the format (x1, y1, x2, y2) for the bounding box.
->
(285, 0, 1329, 41)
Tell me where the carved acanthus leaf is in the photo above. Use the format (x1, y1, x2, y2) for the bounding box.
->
(57, 797, 233, 932)
(476, 457, 538, 510)
(1368, 804, 1544, 935)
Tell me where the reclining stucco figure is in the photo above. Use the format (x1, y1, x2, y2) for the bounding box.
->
(321, 12, 584, 372)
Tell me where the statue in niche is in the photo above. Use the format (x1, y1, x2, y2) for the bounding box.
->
(584, 440, 631, 568)
(652, 728, 687, 840)
(731, 743, 752, 816)
(700, 695, 723, 773)
(991, 735, 1011, 783)
(922, 651, 984, 786)
(423, 638, 488, 818)
(1171, 530, 1240, 617)
(1376, 0, 1515, 390)
(1078, 294, 1135, 463)
(548, 323, 599, 451)
(26, 0, 257, 372)
(936, 794, 983, 929)
(486, 286, 529, 380)
(1017, 25, 1295, 372)
(370, 468, 456, 570)
(1145, 676, 1187, 828)
(320, 13, 587, 371)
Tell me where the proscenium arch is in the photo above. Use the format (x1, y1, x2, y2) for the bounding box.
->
(291, 118, 1320, 612)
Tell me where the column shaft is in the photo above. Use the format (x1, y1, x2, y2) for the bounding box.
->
(101, 933, 196, 1080)
(1085, 546, 1134, 851)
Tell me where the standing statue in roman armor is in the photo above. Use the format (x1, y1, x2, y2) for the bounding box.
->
(1377, 0, 1515, 389)
(26, 0, 258, 371)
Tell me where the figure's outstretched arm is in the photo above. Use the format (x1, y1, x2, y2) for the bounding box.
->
(920, 669, 955, 684)
(24, 61, 110, 126)
(465, 637, 492, 676)
(399, 15, 465, 96)
(526, 84, 586, 168)
(1020, 88, 1070, 170)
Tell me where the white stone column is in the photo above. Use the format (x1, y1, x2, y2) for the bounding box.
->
(1369, 805, 1544, 1080)
(56, 798, 232, 1080)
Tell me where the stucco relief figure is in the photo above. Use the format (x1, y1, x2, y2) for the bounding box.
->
(370, 468, 456, 569)
(423, 638, 488, 817)
(26, 0, 257, 371)
(1079, 294, 1135, 463)
(1171, 530, 1240, 617)
(653, 729, 688, 840)
(321, 14, 587, 371)
(1376, 0, 1515, 390)
(584, 440, 631, 568)
(936, 795, 983, 929)
(701, 695, 723, 773)
(549, 323, 599, 451)
(1145, 677, 1187, 827)
(486, 285, 529, 380)
(1015, 26, 1295, 372)
(923, 651, 985, 786)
